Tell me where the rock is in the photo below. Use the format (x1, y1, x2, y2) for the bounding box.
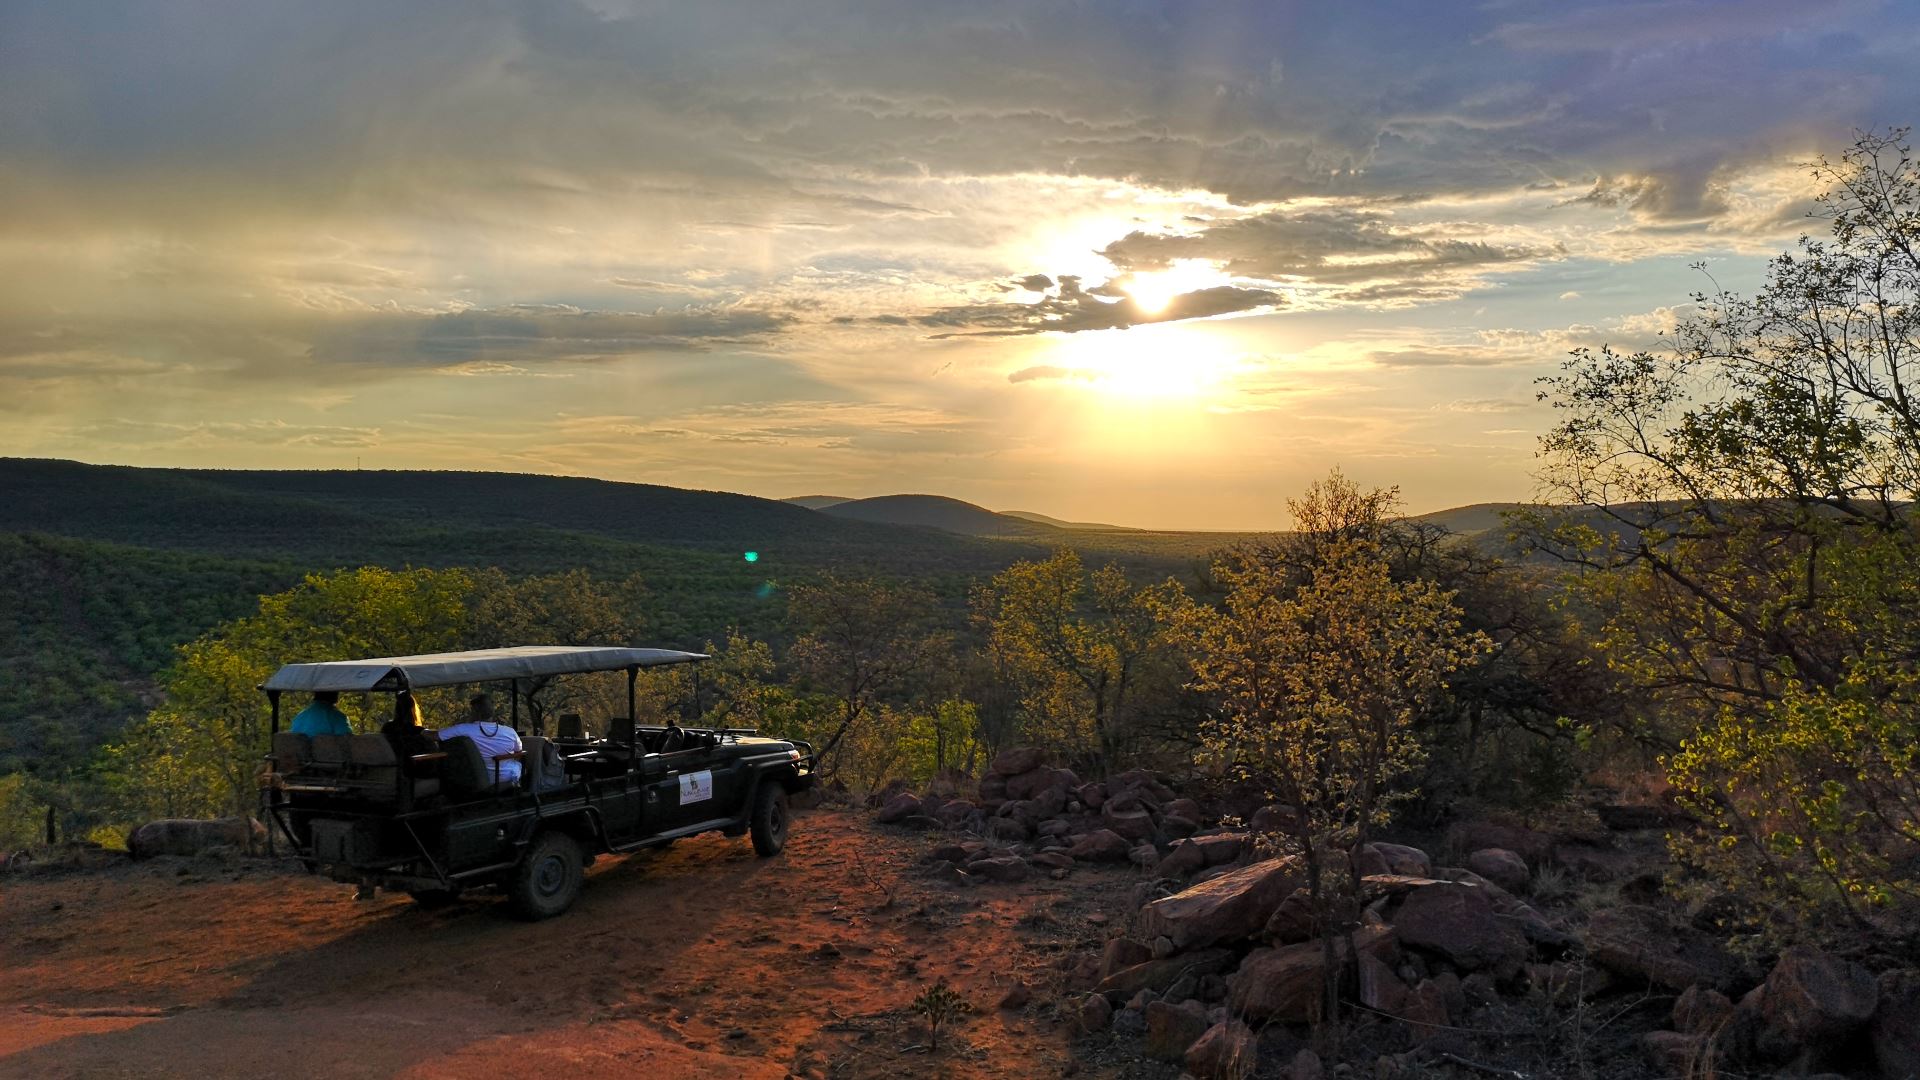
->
(1553, 843, 1636, 882)
(1183, 1020, 1257, 1080)
(1355, 842, 1432, 878)
(1390, 882, 1527, 975)
(1446, 819, 1553, 864)
(899, 814, 943, 830)
(1151, 935, 1178, 960)
(1264, 887, 1316, 943)
(1873, 970, 1920, 1080)
(1111, 1006, 1146, 1036)
(1095, 949, 1236, 998)
(1401, 978, 1454, 1042)
(1433, 868, 1571, 952)
(1227, 940, 1332, 1023)
(1129, 843, 1160, 868)
(978, 772, 1009, 802)
(1009, 766, 1078, 801)
(1358, 949, 1410, 1014)
(1103, 803, 1157, 842)
(1755, 944, 1877, 1046)
(934, 800, 978, 829)
(1074, 992, 1113, 1033)
(1290, 1048, 1324, 1080)
(1144, 998, 1212, 1061)
(1030, 851, 1073, 870)
(1102, 937, 1154, 978)
(924, 843, 969, 863)
(1642, 1031, 1704, 1074)
(991, 747, 1047, 776)
(1529, 960, 1613, 1007)
(1078, 782, 1108, 810)
(1586, 904, 1744, 992)
(1107, 769, 1176, 806)
(1466, 848, 1530, 892)
(1164, 797, 1203, 822)
(1250, 803, 1298, 835)
(1162, 814, 1199, 838)
(1142, 857, 1300, 951)
(1037, 818, 1071, 838)
(875, 792, 921, 824)
(1069, 829, 1132, 862)
(998, 981, 1031, 1009)
(127, 817, 265, 859)
(1673, 984, 1735, 1036)
(985, 816, 1031, 842)
(1155, 840, 1211, 878)
(970, 856, 1033, 883)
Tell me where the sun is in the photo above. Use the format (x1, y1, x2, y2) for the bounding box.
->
(1120, 259, 1232, 315)
(1048, 322, 1244, 402)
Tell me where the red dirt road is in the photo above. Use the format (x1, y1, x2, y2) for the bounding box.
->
(0, 808, 1135, 1079)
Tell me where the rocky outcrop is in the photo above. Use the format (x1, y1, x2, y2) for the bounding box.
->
(1465, 847, 1529, 892)
(1389, 881, 1527, 976)
(1143, 998, 1211, 1061)
(1184, 1020, 1257, 1080)
(1585, 904, 1744, 991)
(1751, 945, 1876, 1047)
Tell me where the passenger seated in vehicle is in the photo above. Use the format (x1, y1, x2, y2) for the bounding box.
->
(382, 692, 440, 762)
(436, 693, 523, 788)
(290, 690, 351, 736)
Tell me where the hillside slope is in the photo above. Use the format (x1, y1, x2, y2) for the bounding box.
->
(818, 494, 1058, 537)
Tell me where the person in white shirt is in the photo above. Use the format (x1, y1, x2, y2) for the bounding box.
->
(437, 694, 523, 788)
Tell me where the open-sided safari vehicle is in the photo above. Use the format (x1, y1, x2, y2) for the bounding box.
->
(258, 646, 814, 919)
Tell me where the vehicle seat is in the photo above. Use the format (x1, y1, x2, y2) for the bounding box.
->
(310, 734, 352, 768)
(347, 734, 401, 801)
(520, 736, 568, 793)
(556, 713, 583, 739)
(271, 732, 312, 774)
(439, 735, 493, 798)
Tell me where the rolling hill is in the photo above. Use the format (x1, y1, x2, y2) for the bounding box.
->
(1000, 510, 1140, 532)
(814, 494, 1060, 538)
(781, 495, 854, 510)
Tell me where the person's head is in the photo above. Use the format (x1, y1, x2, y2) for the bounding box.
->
(394, 692, 422, 727)
(314, 690, 339, 705)
(469, 693, 495, 721)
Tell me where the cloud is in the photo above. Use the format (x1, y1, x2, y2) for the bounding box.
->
(306, 304, 795, 370)
(917, 276, 1282, 338)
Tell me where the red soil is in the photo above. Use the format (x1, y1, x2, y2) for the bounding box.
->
(0, 808, 1134, 1079)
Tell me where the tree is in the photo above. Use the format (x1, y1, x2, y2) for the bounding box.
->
(465, 569, 648, 727)
(1169, 474, 1487, 1032)
(972, 550, 1184, 767)
(786, 574, 947, 775)
(1533, 129, 1920, 939)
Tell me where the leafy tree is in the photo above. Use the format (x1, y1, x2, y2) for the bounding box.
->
(1533, 129, 1920, 939)
(465, 568, 648, 726)
(972, 550, 1184, 767)
(1168, 474, 1487, 1031)
(786, 574, 948, 775)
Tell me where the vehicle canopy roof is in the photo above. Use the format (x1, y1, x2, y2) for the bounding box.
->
(262, 645, 708, 694)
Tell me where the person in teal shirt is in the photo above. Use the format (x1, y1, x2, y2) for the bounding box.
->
(289, 690, 351, 736)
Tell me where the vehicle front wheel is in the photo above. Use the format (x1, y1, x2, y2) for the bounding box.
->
(749, 784, 790, 857)
(507, 831, 584, 920)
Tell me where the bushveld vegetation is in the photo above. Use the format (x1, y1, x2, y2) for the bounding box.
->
(5, 132, 1920, 989)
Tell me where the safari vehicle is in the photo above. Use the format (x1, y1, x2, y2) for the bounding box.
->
(258, 646, 814, 919)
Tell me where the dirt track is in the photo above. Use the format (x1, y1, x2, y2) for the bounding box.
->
(0, 808, 1136, 1079)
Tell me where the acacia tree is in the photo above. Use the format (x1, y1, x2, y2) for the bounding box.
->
(1533, 129, 1920, 938)
(972, 549, 1184, 767)
(786, 574, 947, 776)
(1169, 474, 1487, 1031)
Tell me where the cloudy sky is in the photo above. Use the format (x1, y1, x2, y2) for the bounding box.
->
(4, 1, 1916, 528)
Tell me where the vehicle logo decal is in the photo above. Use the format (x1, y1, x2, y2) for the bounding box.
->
(678, 770, 713, 805)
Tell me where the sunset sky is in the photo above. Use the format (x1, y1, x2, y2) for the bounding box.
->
(5, 1, 1917, 529)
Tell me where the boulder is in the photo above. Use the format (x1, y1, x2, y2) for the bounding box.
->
(1155, 840, 1211, 878)
(1263, 887, 1315, 944)
(1129, 843, 1160, 868)
(1673, 984, 1734, 1037)
(1390, 882, 1527, 975)
(1073, 992, 1113, 1034)
(1289, 1048, 1324, 1080)
(1755, 945, 1877, 1046)
(1029, 851, 1073, 871)
(1096, 949, 1236, 998)
(1250, 803, 1298, 835)
(1037, 817, 1072, 838)
(1008, 766, 1077, 801)
(127, 817, 265, 859)
(934, 800, 978, 829)
(875, 792, 921, 824)
(1141, 857, 1300, 951)
(924, 843, 970, 864)
(1077, 782, 1108, 810)
(1162, 814, 1199, 838)
(1184, 1020, 1257, 1080)
(985, 816, 1031, 842)
(1446, 819, 1553, 864)
(1357, 949, 1411, 1014)
(978, 772, 1009, 801)
(1102, 803, 1157, 842)
(1163, 797, 1203, 823)
(1401, 978, 1454, 1041)
(1873, 969, 1920, 1080)
(998, 981, 1031, 1010)
(1529, 960, 1613, 1007)
(1642, 1031, 1705, 1075)
(1227, 940, 1330, 1022)
(1466, 848, 1530, 892)
(991, 747, 1047, 776)
(1585, 904, 1744, 992)
(1102, 937, 1154, 978)
(1356, 842, 1432, 878)
(1107, 769, 1176, 806)
(970, 856, 1033, 883)
(1144, 998, 1211, 1061)
(1434, 868, 1570, 952)
(1068, 829, 1132, 862)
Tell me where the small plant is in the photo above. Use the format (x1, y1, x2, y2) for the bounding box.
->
(909, 979, 971, 1051)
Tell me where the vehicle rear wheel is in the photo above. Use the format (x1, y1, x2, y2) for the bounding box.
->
(508, 831, 584, 920)
(750, 784, 790, 857)
(408, 887, 461, 909)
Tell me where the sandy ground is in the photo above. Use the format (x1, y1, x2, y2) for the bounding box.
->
(0, 808, 1138, 1080)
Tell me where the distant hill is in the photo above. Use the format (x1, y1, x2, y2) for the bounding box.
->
(1412, 503, 1529, 537)
(782, 495, 853, 510)
(1001, 510, 1140, 532)
(817, 494, 1059, 537)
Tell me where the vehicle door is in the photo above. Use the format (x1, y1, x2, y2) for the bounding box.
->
(651, 737, 744, 831)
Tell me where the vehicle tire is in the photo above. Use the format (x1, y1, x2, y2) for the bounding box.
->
(408, 888, 461, 909)
(507, 831, 584, 920)
(749, 784, 790, 857)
